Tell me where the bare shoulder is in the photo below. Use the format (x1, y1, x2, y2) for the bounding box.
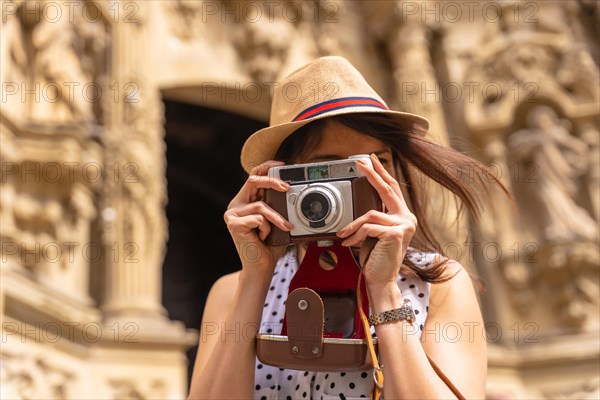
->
(200, 271, 241, 330)
(192, 270, 243, 385)
(205, 270, 241, 310)
(428, 258, 481, 318)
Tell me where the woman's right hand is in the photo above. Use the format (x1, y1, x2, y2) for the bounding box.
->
(224, 160, 292, 276)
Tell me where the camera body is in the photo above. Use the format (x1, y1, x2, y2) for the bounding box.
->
(264, 155, 382, 246)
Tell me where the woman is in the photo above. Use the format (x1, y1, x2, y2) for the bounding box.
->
(188, 56, 503, 399)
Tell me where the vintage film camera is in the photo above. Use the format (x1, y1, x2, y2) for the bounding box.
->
(264, 155, 382, 246)
(257, 155, 383, 371)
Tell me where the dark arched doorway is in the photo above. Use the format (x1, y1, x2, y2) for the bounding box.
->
(161, 99, 267, 387)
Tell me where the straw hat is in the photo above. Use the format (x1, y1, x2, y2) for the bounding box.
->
(240, 56, 429, 173)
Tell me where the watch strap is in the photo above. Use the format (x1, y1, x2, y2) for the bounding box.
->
(367, 298, 416, 326)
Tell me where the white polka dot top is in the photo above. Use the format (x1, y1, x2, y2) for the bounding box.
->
(255, 247, 435, 400)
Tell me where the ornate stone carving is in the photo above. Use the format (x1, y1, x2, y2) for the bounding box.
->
(165, 0, 205, 41)
(1, 1, 598, 398)
(386, 16, 471, 269)
(464, 2, 598, 130)
(479, 136, 536, 314)
(388, 20, 448, 137)
(229, 1, 294, 82)
(100, 77, 169, 316)
(506, 105, 599, 329)
(0, 119, 99, 302)
(108, 378, 167, 400)
(551, 377, 600, 399)
(539, 239, 600, 328)
(557, 44, 600, 102)
(100, 19, 170, 320)
(458, 1, 599, 332)
(310, 0, 346, 57)
(3, 0, 109, 125)
(0, 351, 73, 399)
(579, 123, 600, 221)
(507, 106, 597, 243)
(0, 1, 192, 400)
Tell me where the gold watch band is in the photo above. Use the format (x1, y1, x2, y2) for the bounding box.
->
(368, 298, 416, 326)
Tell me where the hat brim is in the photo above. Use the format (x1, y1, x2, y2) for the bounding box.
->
(240, 107, 429, 173)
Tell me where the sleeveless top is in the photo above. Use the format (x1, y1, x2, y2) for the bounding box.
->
(254, 247, 435, 400)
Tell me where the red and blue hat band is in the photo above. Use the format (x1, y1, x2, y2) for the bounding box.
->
(292, 96, 388, 122)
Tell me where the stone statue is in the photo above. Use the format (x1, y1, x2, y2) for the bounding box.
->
(507, 106, 598, 243)
(482, 137, 535, 312)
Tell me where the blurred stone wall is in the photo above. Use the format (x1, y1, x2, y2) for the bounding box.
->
(1, 0, 598, 398)
(0, 0, 197, 398)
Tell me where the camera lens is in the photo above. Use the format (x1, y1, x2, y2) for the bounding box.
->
(294, 183, 344, 233)
(300, 192, 330, 223)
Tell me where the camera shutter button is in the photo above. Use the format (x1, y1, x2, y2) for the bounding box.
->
(288, 193, 298, 205)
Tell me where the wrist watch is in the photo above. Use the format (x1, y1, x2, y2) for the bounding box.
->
(368, 299, 416, 326)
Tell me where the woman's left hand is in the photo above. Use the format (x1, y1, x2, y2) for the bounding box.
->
(336, 153, 417, 289)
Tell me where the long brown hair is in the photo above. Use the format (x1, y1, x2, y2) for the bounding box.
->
(274, 114, 511, 287)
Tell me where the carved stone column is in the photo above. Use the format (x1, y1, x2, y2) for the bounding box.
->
(99, 2, 168, 323)
(387, 17, 470, 267)
(388, 20, 448, 142)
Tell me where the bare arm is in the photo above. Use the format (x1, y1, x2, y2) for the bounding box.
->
(188, 160, 292, 399)
(338, 154, 486, 399)
(370, 261, 487, 399)
(188, 269, 271, 399)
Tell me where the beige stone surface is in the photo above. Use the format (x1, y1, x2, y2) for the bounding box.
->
(1, 0, 598, 398)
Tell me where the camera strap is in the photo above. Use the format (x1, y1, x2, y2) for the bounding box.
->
(357, 238, 383, 400)
(357, 238, 466, 400)
(356, 271, 384, 400)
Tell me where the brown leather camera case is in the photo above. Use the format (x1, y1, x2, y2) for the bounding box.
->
(256, 287, 377, 372)
(256, 241, 378, 372)
(256, 333, 377, 372)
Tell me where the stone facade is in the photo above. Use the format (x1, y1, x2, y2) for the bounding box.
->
(1, 1, 598, 398)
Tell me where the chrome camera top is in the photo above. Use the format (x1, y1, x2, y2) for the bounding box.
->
(268, 154, 371, 184)
(268, 155, 372, 237)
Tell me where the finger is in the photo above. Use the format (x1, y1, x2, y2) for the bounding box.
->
(341, 223, 388, 247)
(245, 160, 287, 203)
(356, 158, 403, 214)
(247, 174, 289, 191)
(232, 201, 293, 232)
(369, 154, 412, 214)
(250, 160, 285, 177)
(258, 222, 270, 241)
(336, 210, 398, 238)
(341, 223, 414, 247)
(231, 176, 289, 207)
(228, 214, 271, 241)
(369, 154, 399, 191)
